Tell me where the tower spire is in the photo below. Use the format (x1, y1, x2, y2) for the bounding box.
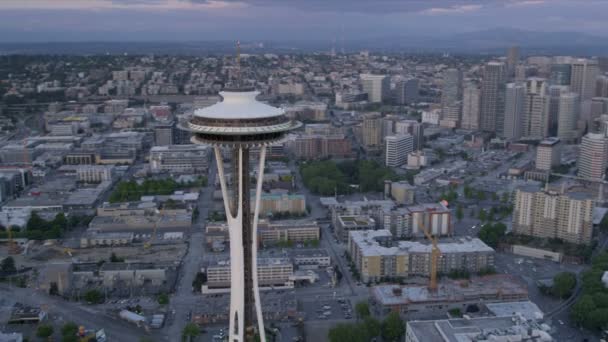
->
(236, 40, 242, 88)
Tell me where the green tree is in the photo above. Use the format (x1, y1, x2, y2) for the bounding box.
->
(83, 289, 103, 304)
(588, 308, 608, 330)
(109, 253, 124, 263)
(552, 272, 577, 299)
(355, 301, 370, 320)
(157, 293, 170, 305)
(36, 324, 54, 338)
(456, 204, 463, 221)
(477, 223, 506, 248)
(328, 324, 354, 342)
(363, 317, 381, 338)
(501, 192, 510, 203)
(600, 213, 608, 233)
(61, 321, 78, 341)
(476, 190, 486, 201)
(478, 209, 486, 221)
(27, 211, 48, 231)
(382, 312, 405, 341)
(571, 294, 595, 326)
(1, 256, 16, 273)
(182, 323, 200, 341)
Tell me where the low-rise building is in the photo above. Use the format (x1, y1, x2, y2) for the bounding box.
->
(349, 230, 495, 283)
(291, 249, 331, 268)
(256, 193, 306, 216)
(258, 219, 320, 244)
(149, 144, 209, 174)
(203, 258, 294, 294)
(292, 135, 352, 160)
(88, 213, 191, 233)
(370, 274, 528, 320)
(76, 165, 115, 183)
(384, 180, 415, 205)
(406, 315, 553, 342)
(335, 215, 376, 242)
(80, 232, 134, 248)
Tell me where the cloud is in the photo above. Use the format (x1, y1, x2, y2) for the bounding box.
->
(421, 4, 483, 15)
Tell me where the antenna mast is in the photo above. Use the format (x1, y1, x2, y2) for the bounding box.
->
(236, 40, 242, 88)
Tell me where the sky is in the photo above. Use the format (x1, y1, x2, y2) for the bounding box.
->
(0, 0, 607, 42)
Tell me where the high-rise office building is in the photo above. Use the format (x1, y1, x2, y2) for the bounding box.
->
(596, 75, 608, 98)
(461, 82, 481, 131)
(395, 78, 419, 104)
(535, 137, 561, 171)
(599, 57, 608, 74)
(522, 78, 550, 140)
(503, 83, 526, 140)
(187, 89, 300, 341)
(385, 134, 414, 167)
(548, 85, 570, 136)
(362, 113, 383, 150)
(480, 62, 506, 133)
(513, 186, 594, 245)
(361, 74, 390, 103)
(578, 132, 608, 180)
(556, 92, 580, 142)
(506, 46, 520, 76)
(441, 68, 463, 126)
(571, 58, 599, 101)
(394, 120, 424, 150)
(550, 64, 572, 86)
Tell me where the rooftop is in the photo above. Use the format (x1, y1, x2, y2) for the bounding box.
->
(194, 90, 283, 120)
(372, 274, 527, 306)
(407, 315, 552, 342)
(349, 230, 494, 257)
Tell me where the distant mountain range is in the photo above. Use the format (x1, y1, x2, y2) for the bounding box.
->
(0, 28, 605, 55)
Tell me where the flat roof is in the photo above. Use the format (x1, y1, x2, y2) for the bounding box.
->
(408, 315, 549, 342)
(485, 301, 544, 321)
(372, 274, 527, 306)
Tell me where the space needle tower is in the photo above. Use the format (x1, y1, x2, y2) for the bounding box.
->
(186, 45, 300, 342)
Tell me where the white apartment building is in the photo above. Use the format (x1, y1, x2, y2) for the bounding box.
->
(385, 134, 414, 167)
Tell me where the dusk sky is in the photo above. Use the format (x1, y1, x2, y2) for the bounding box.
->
(1, 0, 607, 42)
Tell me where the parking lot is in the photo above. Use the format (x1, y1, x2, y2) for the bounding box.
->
(299, 295, 353, 321)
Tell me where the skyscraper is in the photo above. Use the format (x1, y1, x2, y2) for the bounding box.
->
(480, 61, 506, 133)
(395, 78, 419, 104)
(394, 120, 424, 151)
(596, 75, 608, 98)
(362, 113, 383, 150)
(578, 132, 608, 180)
(550, 64, 572, 86)
(570, 58, 599, 101)
(441, 68, 463, 126)
(535, 137, 561, 171)
(187, 89, 300, 342)
(461, 82, 481, 131)
(507, 46, 520, 77)
(503, 82, 525, 140)
(556, 92, 580, 142)
(522, 78, 550, 140)
(385, 134, 414, 167)
(361, 74, 390, 103)
(548, 85, 570, 137)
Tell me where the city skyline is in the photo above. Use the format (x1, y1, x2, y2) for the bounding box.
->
(1, 0, 608, 42)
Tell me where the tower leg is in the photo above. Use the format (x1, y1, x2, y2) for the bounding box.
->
(252, 146, 267, 342)
(215, 146, 245, 342)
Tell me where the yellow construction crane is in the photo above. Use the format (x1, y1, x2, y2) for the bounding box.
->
(6, 224, 21, 255)
(144, 209, 161, 249)
(418, 218, 441, 292)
